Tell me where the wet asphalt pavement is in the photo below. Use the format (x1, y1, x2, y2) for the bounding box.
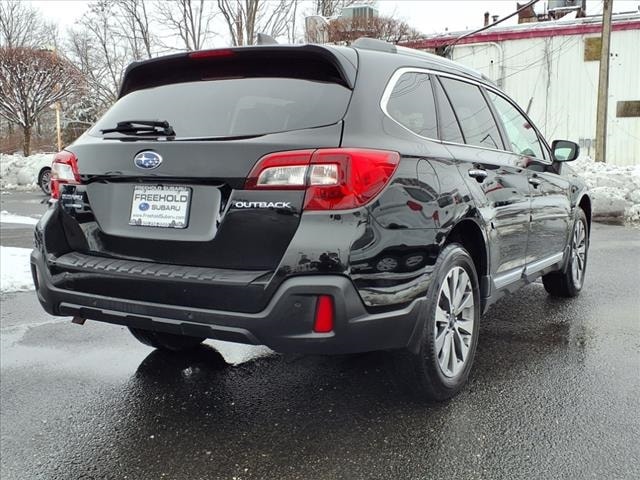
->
(1, 191, 639, 480)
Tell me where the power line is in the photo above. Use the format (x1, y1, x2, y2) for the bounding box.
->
(501, 36, 578, 80)
(443, 0, 540, 58)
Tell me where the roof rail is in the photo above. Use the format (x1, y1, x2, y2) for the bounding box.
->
(352, 37, 397, 54)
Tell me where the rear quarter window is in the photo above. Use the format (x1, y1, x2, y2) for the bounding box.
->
(91, 78, 351, 139)
(385, 72, 437, 139)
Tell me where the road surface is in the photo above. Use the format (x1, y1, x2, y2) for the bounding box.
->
(1, 190, 639, 479)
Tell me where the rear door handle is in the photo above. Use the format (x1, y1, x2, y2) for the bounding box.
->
(468, 169, 488, 182)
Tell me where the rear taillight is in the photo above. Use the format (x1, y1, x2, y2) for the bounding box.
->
(51, 150, 80, 199)
(245, 150, 314, 190)
(245, 148, 400, 210)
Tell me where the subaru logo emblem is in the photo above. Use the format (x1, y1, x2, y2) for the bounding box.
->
(134, 151, 162, 170)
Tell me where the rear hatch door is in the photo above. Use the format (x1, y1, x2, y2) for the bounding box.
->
(60, 45, 356, 271)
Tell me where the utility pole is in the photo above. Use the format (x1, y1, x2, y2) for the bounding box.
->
(55, 103, 62, 151)
(595, 0, 613, 162)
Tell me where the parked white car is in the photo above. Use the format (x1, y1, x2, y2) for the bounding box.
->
(35, 153, 54, 195)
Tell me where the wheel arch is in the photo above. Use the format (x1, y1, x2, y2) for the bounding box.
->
(443, 218, 490, 298)
(578, 194, 592, 235)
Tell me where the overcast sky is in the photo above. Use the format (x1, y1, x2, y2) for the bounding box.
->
(32, 0, 640, 41)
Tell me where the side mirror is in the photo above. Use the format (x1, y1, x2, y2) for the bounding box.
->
(551, 140, 579, 162)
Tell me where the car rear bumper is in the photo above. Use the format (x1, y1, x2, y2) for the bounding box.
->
(31, 249, 423, 354)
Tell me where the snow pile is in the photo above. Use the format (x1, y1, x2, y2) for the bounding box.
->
(0, 247, 34, 293)
(572, 157, 640, 223)
(209, 341, 275, 365)
(0, 210, 39, 225)
(0, 153, 53, 190)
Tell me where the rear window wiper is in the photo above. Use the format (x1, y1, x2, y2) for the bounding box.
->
(100, 120, 176, 136)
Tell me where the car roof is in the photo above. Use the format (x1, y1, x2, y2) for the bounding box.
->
(118, 41, 492, 98)
(349, 38, 489, 85)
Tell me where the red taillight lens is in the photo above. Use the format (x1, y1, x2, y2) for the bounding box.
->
(245, 148, 400, 210)
(50, 150, 80, 199)
(306, 149, 400, 210)
(406, 200, 423, 211)
(188, 49, 235, 59)
(313, 295, 334, 333)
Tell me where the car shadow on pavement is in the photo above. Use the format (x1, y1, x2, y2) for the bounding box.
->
(469, 283, 593, 391)
(49, 284, 598, 479)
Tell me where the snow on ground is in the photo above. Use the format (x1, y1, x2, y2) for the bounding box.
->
(208, 341, 276, 365)
(0, 243, 272, 365)
(0, 153, 53, 190)
(0, 210, 39, 225)
(0, 247, 34, 293)
(571, 157, 640, 223)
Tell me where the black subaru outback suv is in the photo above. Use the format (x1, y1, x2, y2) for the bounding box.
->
(32, 39, 590, 400)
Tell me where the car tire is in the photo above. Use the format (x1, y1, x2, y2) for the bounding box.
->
(128, 327, 206, 352)
(393, 243, 481, 401)
(542, 208, 589, 298)
(38, 167, 52, 195)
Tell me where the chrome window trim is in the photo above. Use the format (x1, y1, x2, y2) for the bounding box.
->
(379, 68, 440, 143)
(380, 66, 553, 164)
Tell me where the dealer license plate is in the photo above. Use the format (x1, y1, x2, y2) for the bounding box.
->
(129, 185, 191, 228)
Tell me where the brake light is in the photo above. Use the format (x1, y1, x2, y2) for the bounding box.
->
(245, 148, 400, 210)
(313, 295, 334, 333)
(50, 150, 80, 199)
(189, 49, 235, 59)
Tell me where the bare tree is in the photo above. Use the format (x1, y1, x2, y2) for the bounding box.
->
(156, 0, 217, 51)
(113, 0, 154, 59)
(326, 14, 422, 45)
(314, 0, 357, 18)
(0, 0, 57, 49)
(66, 1, 134, 116)
(218, 0, 297, 46)
(0, 47, 82, 155)
(0, 0, 60, 137)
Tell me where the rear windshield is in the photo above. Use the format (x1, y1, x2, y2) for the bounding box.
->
(90, 78, 351, 139)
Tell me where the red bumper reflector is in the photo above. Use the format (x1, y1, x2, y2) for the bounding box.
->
(313, 295, 334, 333)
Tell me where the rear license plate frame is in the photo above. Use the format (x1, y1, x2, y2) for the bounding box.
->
(129, 184, 192, 229)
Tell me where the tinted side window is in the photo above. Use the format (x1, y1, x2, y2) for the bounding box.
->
(487, 91, 544, 159)
(386, 72, 437, 138)
(439, 77, 503, 150)
(432, 78, 464, 143)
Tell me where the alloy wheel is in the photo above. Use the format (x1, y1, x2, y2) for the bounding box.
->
(376, 257, 398, 272)
(434, 266, 475, 378)
(40, 170, 52, 195)
(571, 219, 587, 286)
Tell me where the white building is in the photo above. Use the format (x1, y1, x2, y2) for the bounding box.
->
(404, 13, 640, 166)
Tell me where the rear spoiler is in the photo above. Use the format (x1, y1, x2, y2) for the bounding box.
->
(118, 45, 358, 98)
